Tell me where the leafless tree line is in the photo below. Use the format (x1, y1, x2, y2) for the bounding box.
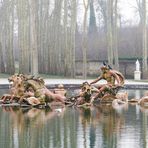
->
(0, 0, 147, 78)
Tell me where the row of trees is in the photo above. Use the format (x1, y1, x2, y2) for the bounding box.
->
(0, 0, 147, 78)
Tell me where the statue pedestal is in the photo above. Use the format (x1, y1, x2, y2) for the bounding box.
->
(134, 71, 141, 80)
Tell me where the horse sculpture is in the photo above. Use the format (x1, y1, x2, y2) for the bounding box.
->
(0, 74, 66, 106)
(23, 77, 66, 105)
(1, 74, 25, 103)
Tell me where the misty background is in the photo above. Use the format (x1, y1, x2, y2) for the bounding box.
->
(0, 0, 147, 79)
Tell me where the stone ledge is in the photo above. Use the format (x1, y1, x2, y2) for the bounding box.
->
(0, 84, 148, 90)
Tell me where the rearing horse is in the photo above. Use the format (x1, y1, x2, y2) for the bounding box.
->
(1, 74, 25, 103)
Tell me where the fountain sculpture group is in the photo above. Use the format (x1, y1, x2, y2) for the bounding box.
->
(0, 62, 148, 109)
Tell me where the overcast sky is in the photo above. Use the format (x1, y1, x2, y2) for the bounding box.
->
(119, 0, 139, 25)
(77, 0, 140, 27)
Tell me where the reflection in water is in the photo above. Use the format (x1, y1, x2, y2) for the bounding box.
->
(0, 106, 65, 148)
(142, 112, 147, 148)
(134, 90, 140, 119)
(98, 105, 125, 148)
(77, 107, 96, 148)
(0, 89, 147, 148)
(135, 90, 140, 99)
(76, 104, 126, 148)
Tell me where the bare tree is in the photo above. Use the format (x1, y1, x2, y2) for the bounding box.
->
(98, 0, 119, 68)
(0, 42, 5, 73)
(142, 0, 147, 73)
(63, 0, 69, 76)
(106, 0, 113, 66)
(48, 0, 63, 75)
(0, 0, 146, 78)
(113, 0, 119, 69)
(17, 0, 30, 74)
(28, 0, 38, 75)
(82, 0, 90, 79)
(70, 0, 77, 78)
(4, 0, 15, 74)
(0, 1, 5, 73)
(136, 0, 147, 76)
(60, 0, 77, 78)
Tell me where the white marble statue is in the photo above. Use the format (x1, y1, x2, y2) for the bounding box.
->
(136, 59, 140, 71)
(134, 59, 141, 80)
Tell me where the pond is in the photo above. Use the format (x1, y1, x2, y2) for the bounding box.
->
(0, 89, 147, 148)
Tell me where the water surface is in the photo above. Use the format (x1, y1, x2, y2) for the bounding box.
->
(0, 89, 147, 148)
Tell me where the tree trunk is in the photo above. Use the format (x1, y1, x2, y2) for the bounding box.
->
(63, 0, 69, 76)
(17, 0, 30, 74)
(0, 42, 5, 73)
(70, 0, 77, 78)
(142, 0, 147, 75)
(82, 0, 90, 79)
(28, 0, 38, 75)
(106, 0, 113, 67)
(4, 0, 15, 74)
(113, 0, 119, 69)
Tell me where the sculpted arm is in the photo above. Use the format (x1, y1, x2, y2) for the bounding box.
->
(90, 76, 102, 85)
